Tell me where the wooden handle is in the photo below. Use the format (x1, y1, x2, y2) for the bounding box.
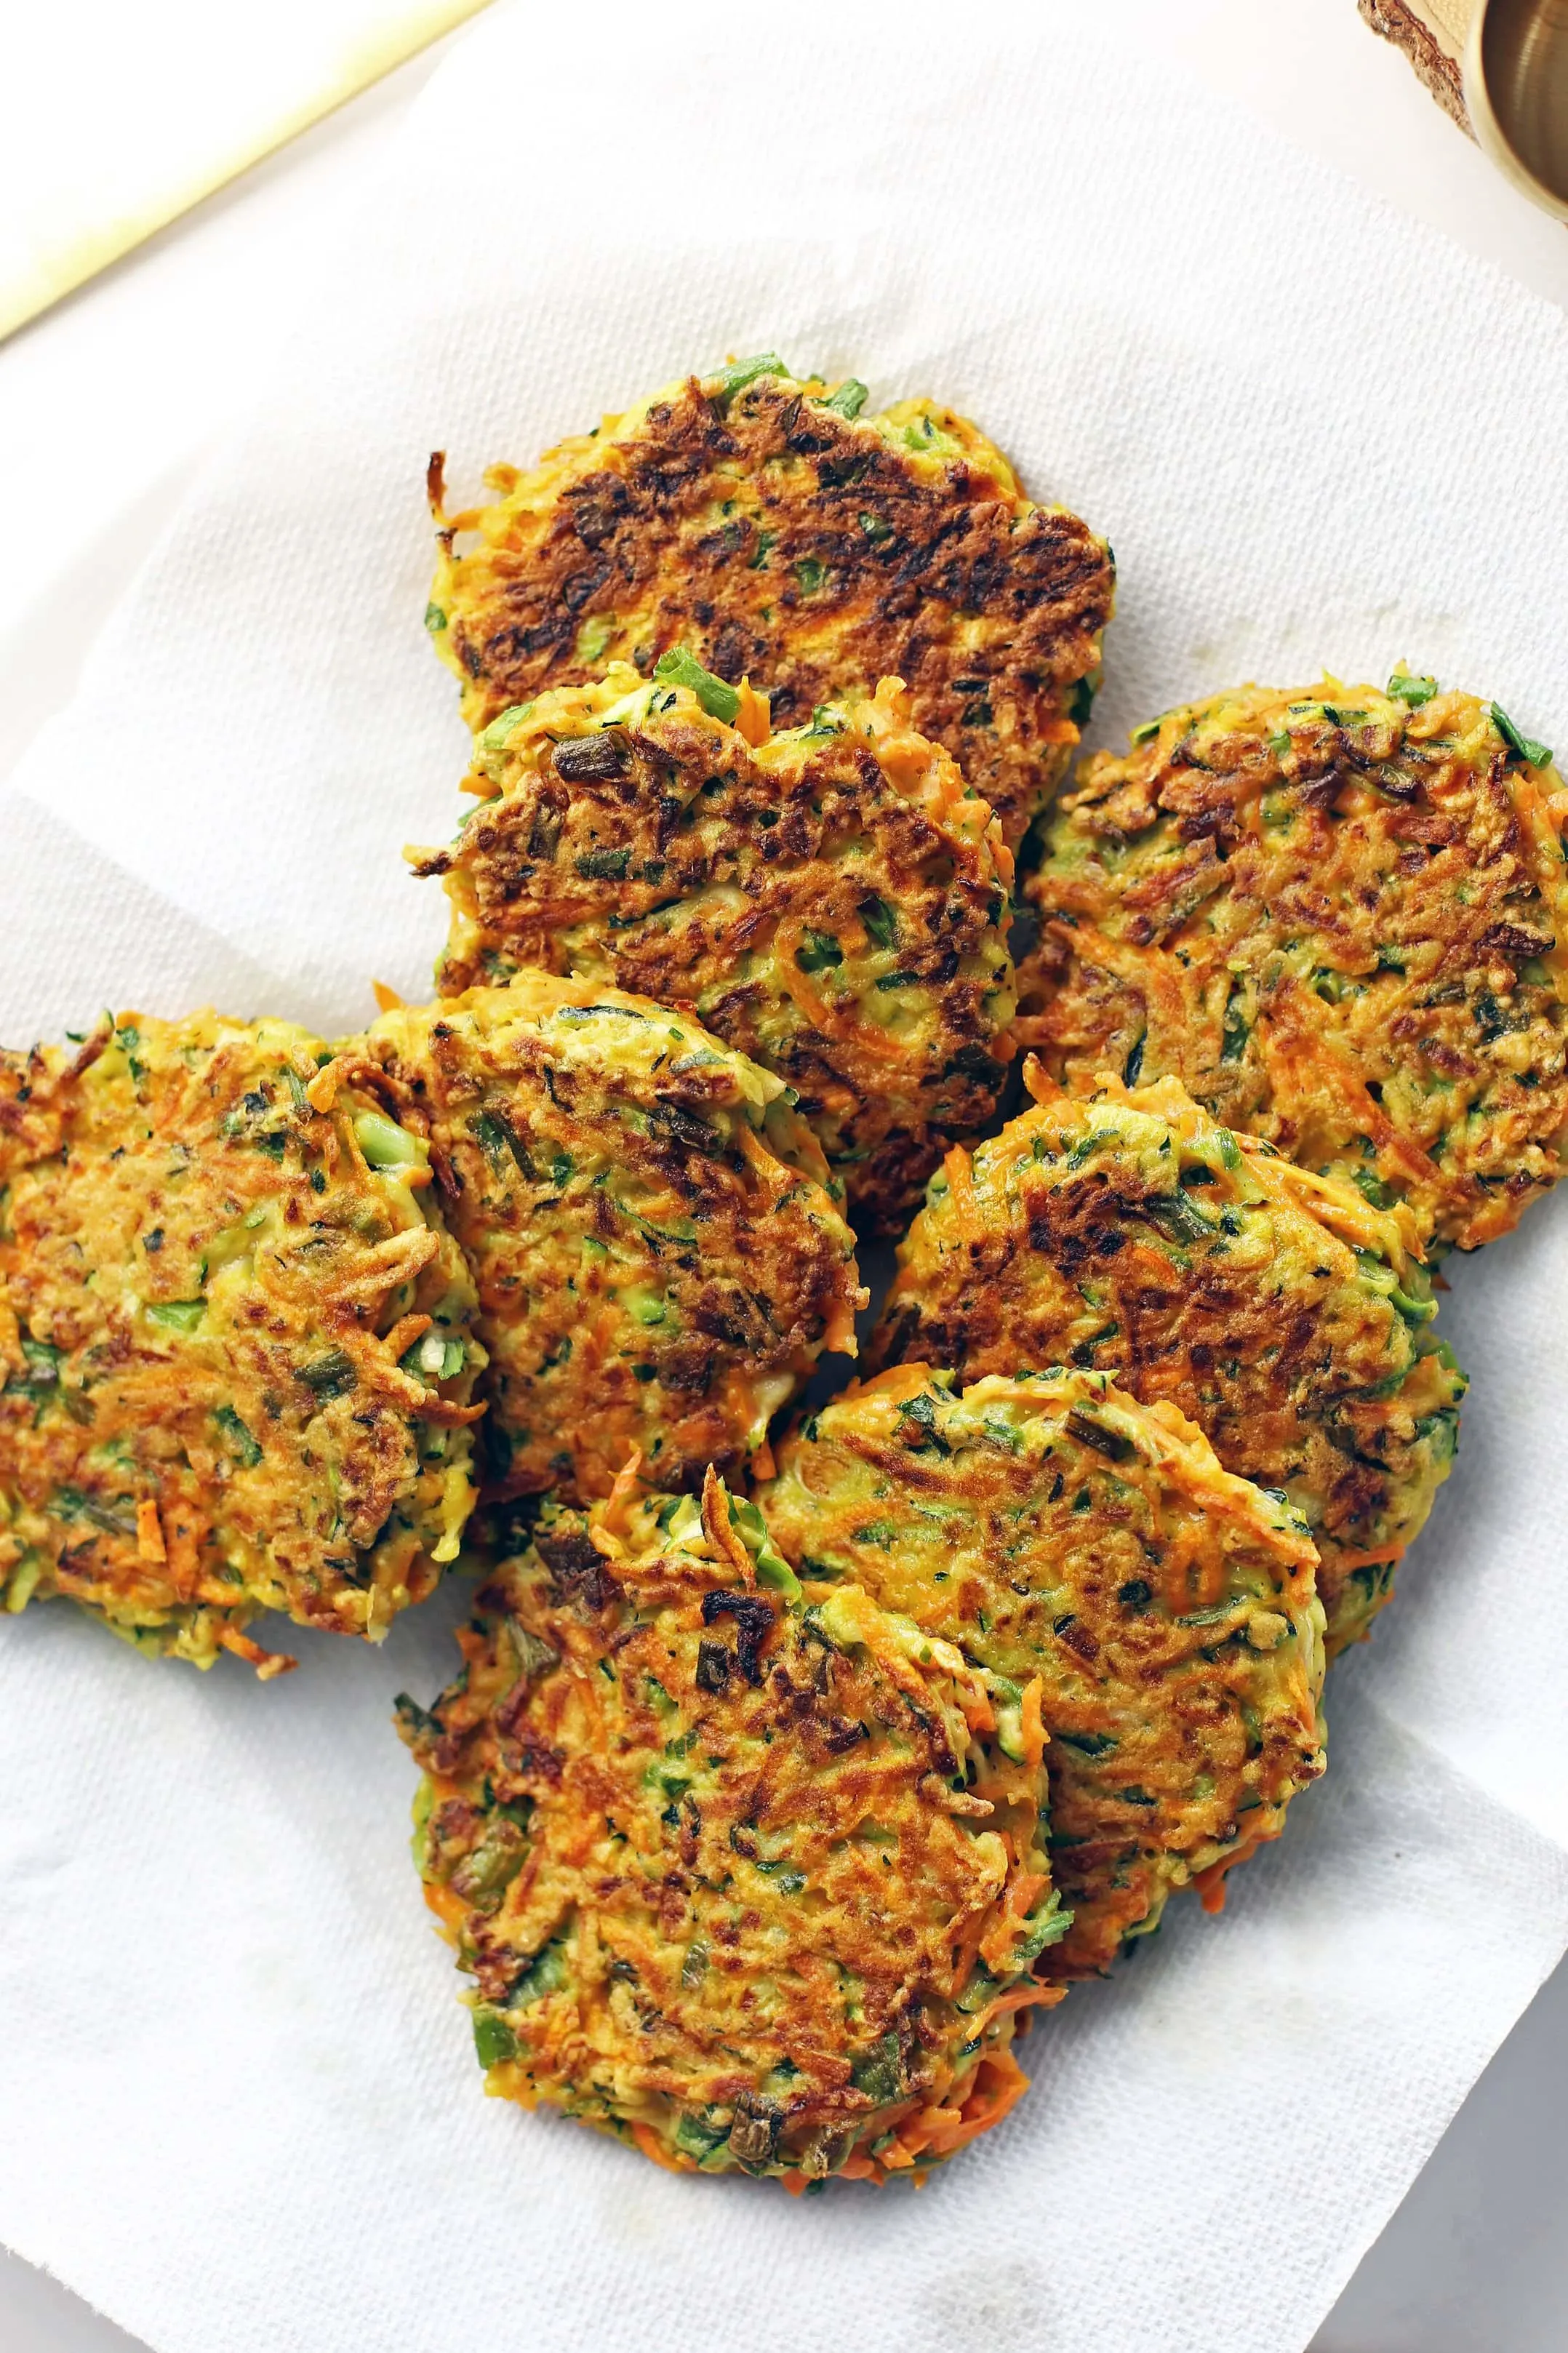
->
(1359, 0, 1476, 129)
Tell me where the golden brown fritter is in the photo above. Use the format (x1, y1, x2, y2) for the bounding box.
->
(0, 1011, 484, 1673)
(760, 1367, 1325, 1978)
(411, 659, 1017, 1227)
(352, 976, 864, 1505)
(397, 1470, 1064, 2184)
(427, 359, 1114, 852)
(1015, 674, 1568, 1253)
(871, 1068, 1465, 1655)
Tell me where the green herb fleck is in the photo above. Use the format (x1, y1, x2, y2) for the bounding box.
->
(1220, 990, 1249, 1064)
(215, 1405, 262, 1467)
(858, 895, 897, 951)
(849, 2032, 904, 2106)
(796, 930, 843, 974)
(1351, 1167, 1396, 1212)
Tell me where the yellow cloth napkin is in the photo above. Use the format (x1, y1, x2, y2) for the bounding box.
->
(0, 0, 490, 341)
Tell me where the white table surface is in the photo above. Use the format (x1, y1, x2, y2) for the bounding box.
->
(3, 4, 1566, 2346)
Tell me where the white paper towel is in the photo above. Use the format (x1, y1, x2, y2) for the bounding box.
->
(4, 7, 1568, 2352)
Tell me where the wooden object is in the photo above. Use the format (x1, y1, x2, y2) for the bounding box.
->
(1359, 0, 1475, 129)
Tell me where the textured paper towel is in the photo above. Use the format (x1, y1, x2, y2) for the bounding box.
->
(4, 7, 1568, 2352)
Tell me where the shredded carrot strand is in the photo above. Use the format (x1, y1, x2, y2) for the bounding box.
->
(941, 1143, 983, 1245)
(630, 2122, 692, 2174)
(1192, 1826, 1277, 1916)
(1330, 1542, 1407, 1573)
(597, 1450, 645, 1541)
(218, 1625, 297, 1679)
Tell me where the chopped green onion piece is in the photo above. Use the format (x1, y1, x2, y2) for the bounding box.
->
(146, 1300, 204, 1333)
(1131, 717, 1162, 746)
(423, 602, 447, 633)
(475, 703, 535, 756)
(821, 378, 868, 418)
(1015, 1891, 1073, 1962)
(415, 1332, 466, 1380)
(859, 895, 897, 950)
(727, 1493, 801, 1599)
(354, 1111, 424, 1168)
(711, 353, 789, 406)
(1491, 703, 1553, 770)
(575, 613, 615, 663)
(652, 647, 740, 724)
(214, 1405, 262, 1467)
(575, 849, 630, 881)
(296, 1349, 357, 1399)
(795, 929, 843, 974)
(471, 2008, 518, 2068)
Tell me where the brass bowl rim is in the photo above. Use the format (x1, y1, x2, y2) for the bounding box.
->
(1464, 0, 1568, 225)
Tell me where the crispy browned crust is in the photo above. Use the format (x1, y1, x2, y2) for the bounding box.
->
(432, 372, 1114, 850)
(419, 676, 1017, 1227)
(357, 979, 865, 1504)
(400, 1477, 1057, 2182)
(869, 1074, 1465, 1651)
(1359, 0, 1471, 132)
(1015, 682, 1568, 1253)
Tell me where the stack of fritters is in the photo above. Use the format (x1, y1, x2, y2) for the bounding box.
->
(9, 353, 1563, 2190)
(427, 358, 1116, 852)
(872, 1069, 1466, 1654)
(759, 1367, 1325, 1980)
(1014, 674, 1568, 1254)
(398, 1469, 1067, 2185)
(411, 663, 1017, 1225)
(375, 381, 1567, 2176)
